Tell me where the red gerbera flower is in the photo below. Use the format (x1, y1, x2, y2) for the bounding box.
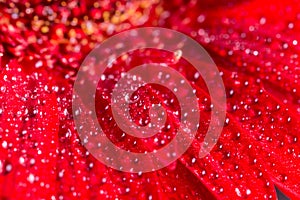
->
(0, 0, 299, 199)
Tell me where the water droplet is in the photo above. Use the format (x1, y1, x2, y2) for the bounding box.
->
(235, 188, 242, 197)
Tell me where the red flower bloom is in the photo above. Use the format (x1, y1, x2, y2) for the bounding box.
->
(0, 0, 299, 199)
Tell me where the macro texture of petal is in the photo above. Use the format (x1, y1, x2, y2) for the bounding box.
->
(0, 0, 299, 199)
